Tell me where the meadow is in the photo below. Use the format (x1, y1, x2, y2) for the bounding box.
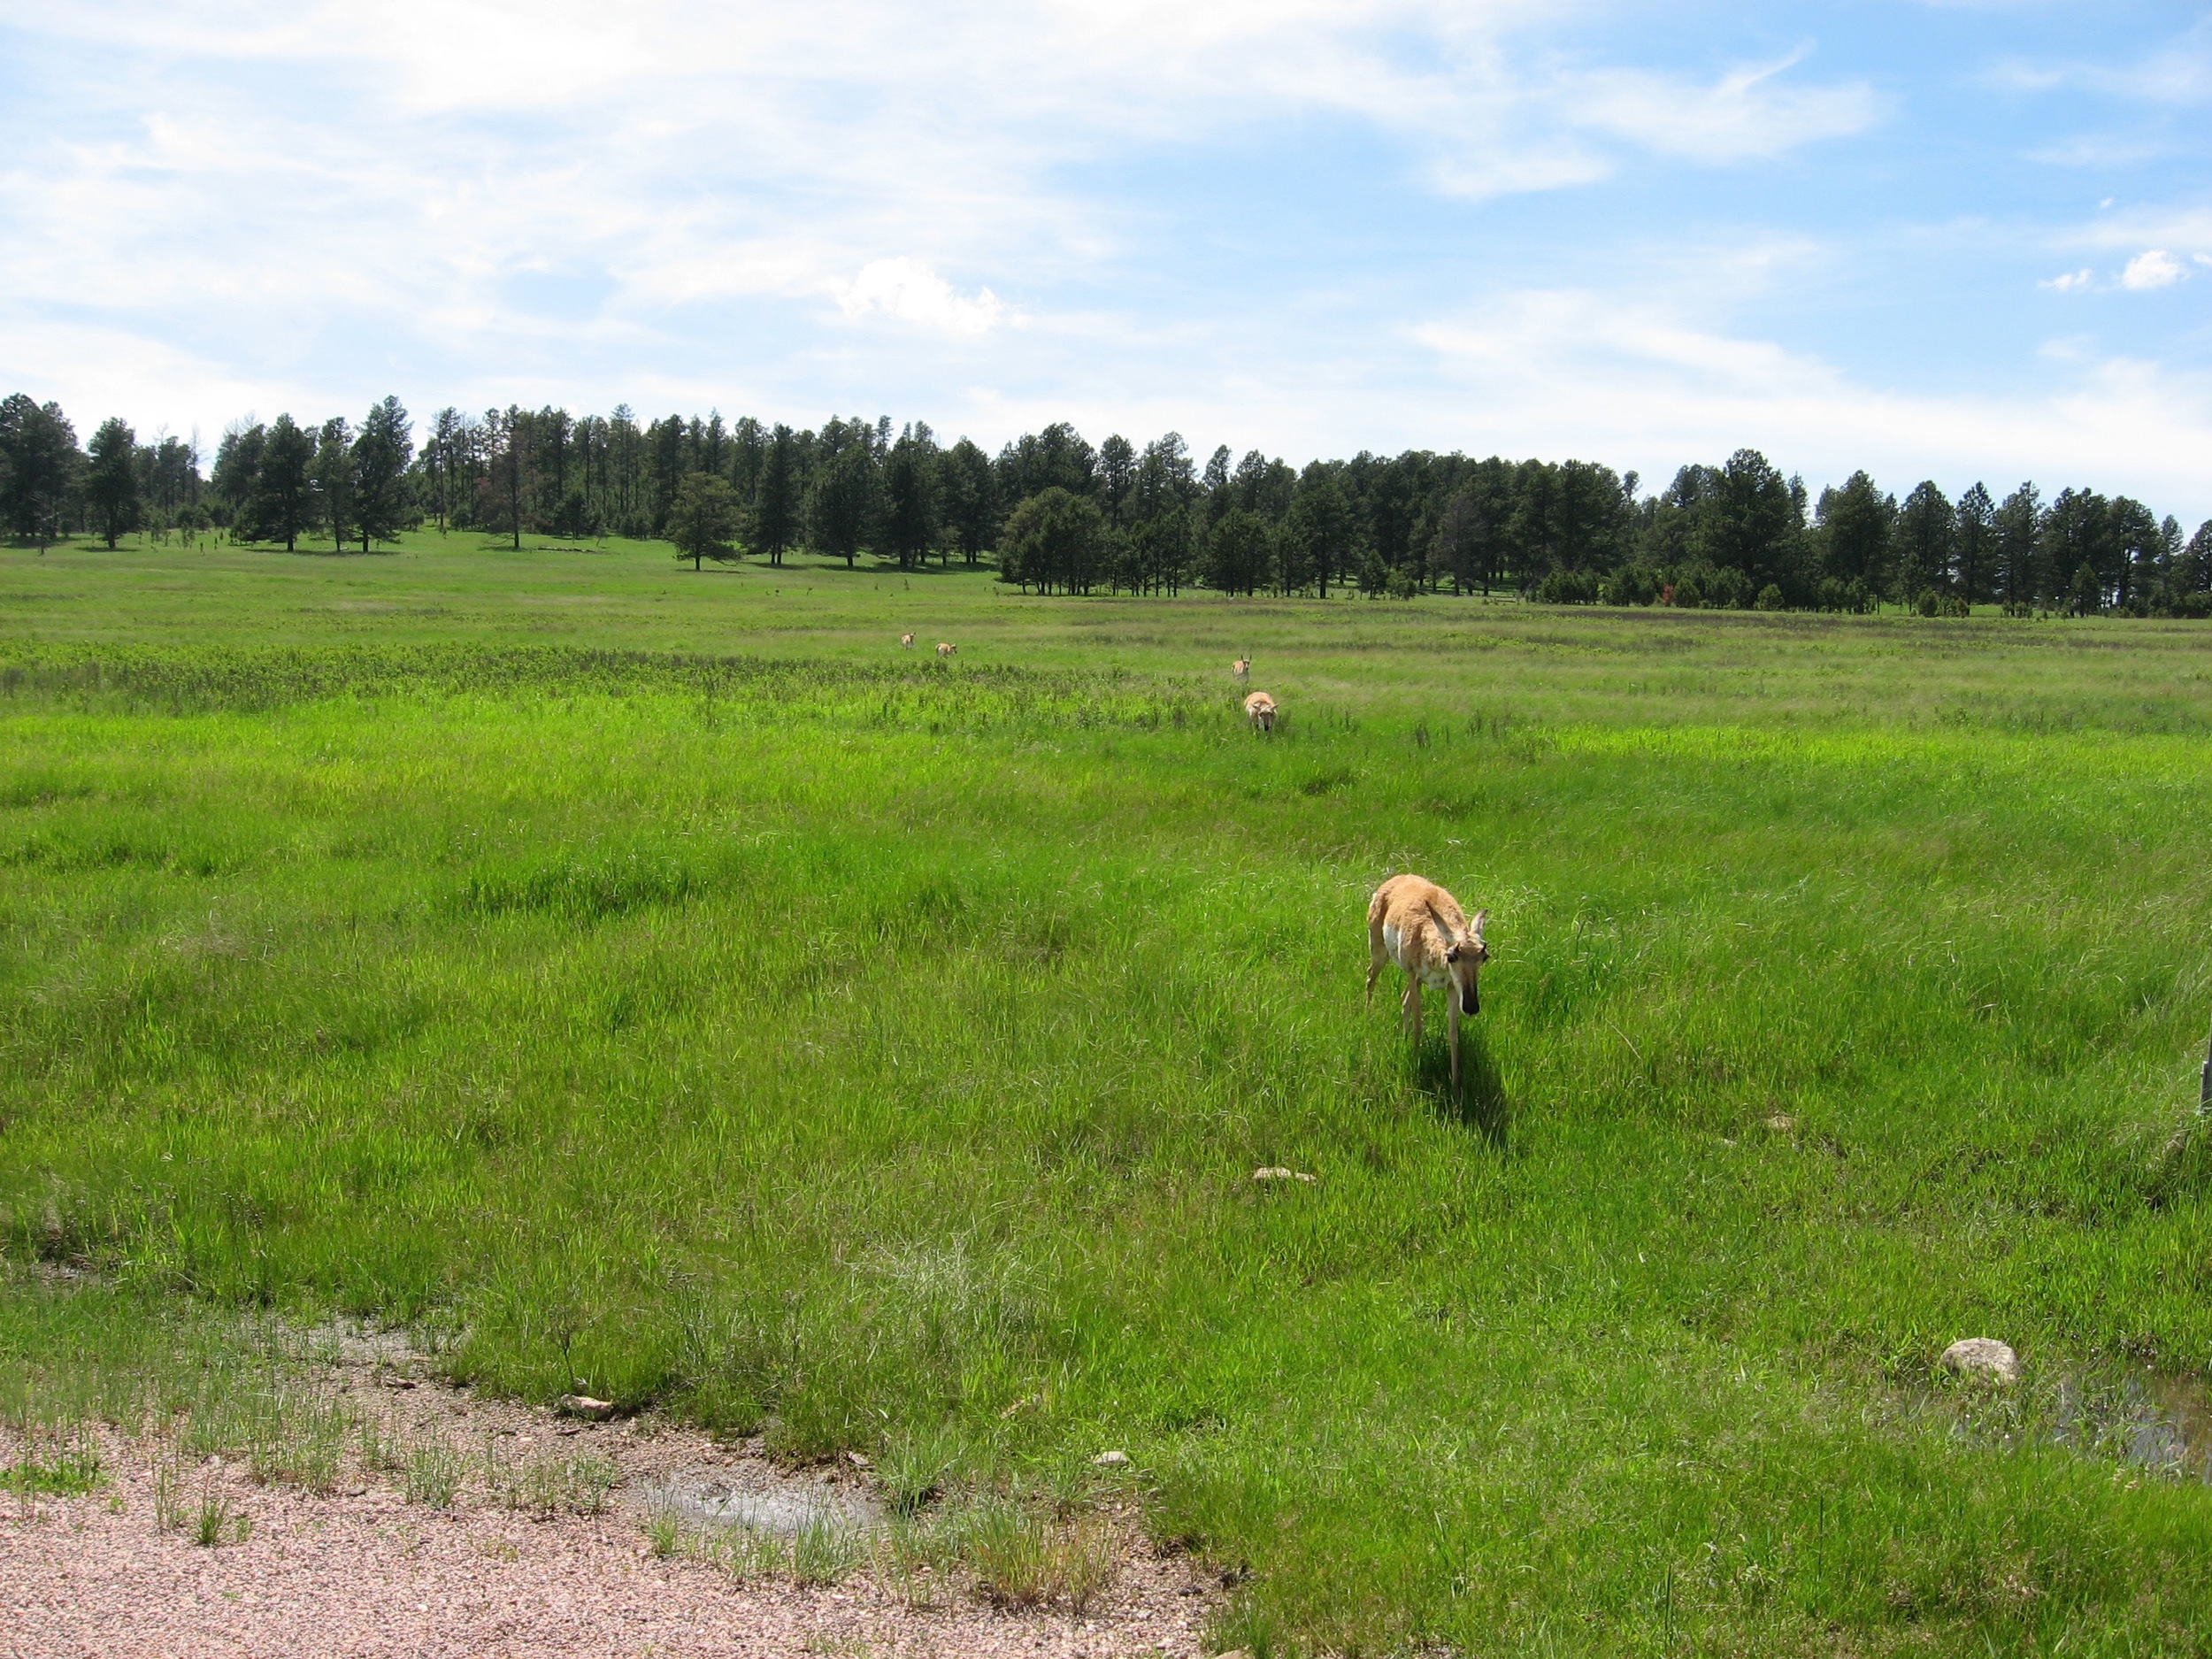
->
(5, 528, 2212, 1655)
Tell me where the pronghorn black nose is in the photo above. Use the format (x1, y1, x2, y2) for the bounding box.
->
(1465, 987, 1479, 1017)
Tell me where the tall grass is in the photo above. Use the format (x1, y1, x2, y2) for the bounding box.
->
(4, 539, 2212, 1652)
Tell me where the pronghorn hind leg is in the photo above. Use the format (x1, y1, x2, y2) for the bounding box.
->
(1403, 972, 1421, 1042)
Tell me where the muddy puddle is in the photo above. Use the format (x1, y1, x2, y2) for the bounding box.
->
(1933, 1364, 2212, 1482)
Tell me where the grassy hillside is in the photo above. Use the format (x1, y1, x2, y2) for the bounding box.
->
(6, 530, 2212, 1654)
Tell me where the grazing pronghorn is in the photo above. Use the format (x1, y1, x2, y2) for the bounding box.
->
(1366, 874, 1487, 1088)
(1243, 690, 1277, 732)
(935, 641, 956, 657)
(901, 633, 915, 649)
(1232, 657, 1250, 685)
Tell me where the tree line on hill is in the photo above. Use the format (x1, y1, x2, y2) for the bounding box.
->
(3, 390, 2208, 616)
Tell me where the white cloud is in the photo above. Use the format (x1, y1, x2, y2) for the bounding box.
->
(835, 259, 1013, 337)
(2120, 250, 2186, 289)
(1990, 17, 2212, 105)
(0, 0, 2203, 526)
(2042, 269, 2093, 292)
(1564, 50, 1880, 164)
(1413, 288, 2212, 516)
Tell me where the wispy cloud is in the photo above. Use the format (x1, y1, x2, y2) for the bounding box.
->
(1416, 288, 2212, 509)
(1989, 16, 2212, 105)
(0, 0, 2205, 520)
(1563, 48, 1880, 164)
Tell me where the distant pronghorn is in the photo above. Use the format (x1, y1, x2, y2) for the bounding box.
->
(1232, 657, 1250, 684)
(936, 641, 956, 657)
(1366, 874, 1487, 1088)
(901, 633, 915, 649)
(1243, 691, 1277, 732)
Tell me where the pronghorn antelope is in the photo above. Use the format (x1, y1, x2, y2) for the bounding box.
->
(1243, 691, 1277, 732)
(901, 633, 915, 649)
(935, 641, 956, 657)
(1232, 657, 1250, 684)
(1366, 874, 1487, 1088)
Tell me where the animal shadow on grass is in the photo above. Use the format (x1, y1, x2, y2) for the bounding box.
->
(1412, 1028, 1512, 1148)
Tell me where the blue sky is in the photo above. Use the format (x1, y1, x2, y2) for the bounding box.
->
(2, 1, 2208, 518)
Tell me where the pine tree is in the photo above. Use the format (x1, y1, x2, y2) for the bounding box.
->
(86, 417, 141, 548)
(0, 396, 80, 550)
(311, 419, 355, 553)
(753, 425, 799, 566)
(352, 396, 414, 551)
(252, 415, 316, 550)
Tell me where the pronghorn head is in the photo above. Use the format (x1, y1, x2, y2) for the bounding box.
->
(1443, 909, 1488, 1016)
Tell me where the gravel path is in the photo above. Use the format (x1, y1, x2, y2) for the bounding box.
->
(2, 1358, 1219, 1658)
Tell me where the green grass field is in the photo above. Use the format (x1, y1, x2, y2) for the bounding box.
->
(6, 528, 2212, 1654)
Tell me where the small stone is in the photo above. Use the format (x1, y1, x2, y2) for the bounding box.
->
(342, 1485, 369, 1498)
(1939, 1338, 2019, 1385)
(845, 1450, 872, 1470)
(1093, 1449, 1130, 1467)
(1252, 1167, 1317, 1184)
(1765, 1114, 1796, 1133)
(558, 1394, 616, 1420)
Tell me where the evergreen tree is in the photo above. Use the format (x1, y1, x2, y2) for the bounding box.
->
(939, 438, 995, 565)
(809, 426, 880, 567)
(1097, 434, 1136, 527)
(252, 415, 316, 550)
(1816, 472, 1896, 592)
(210, 422, 266, 530)
(351, 396, 414, 551)
(423, 408, 468, 533)
(2107, 496, 2161, 611)
(311, 418, 354, 553)
(2039, 488, 2108, 608)
(484, 408, 528, 550)
(999, 487, 1103, 593)
(0, 396, 78, 549)
(1202, 507, 1271, 595)
(1993, 482, 2040, 608)
(668, 471, 740, 570)
(86, 417, 141, 548)
(1955, 482, 1995, 605)
(2179, 520, 2212, 608)
(1892, 481, 1955, 603)
(753, 424, 799, 565)
(1287, 465, 1351, 598)
(883, 423, 940, 569)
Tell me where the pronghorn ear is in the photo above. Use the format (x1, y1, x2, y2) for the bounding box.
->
(1471, 909, 1488, 937)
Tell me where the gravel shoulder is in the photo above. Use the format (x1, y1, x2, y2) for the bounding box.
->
(1, 1346, 1218, 1659)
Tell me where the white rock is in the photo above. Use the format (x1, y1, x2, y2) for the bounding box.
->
(1938, 1338, 2018, 1384)
(1252, 1167, 1317, 1183)
(559, 1393, 617, 1420)
(1093, 1449, 1130, 1467)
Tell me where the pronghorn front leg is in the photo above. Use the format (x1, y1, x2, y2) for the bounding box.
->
(1448, 997, 1461, 1091)
(1403, 972, 1421, 1043)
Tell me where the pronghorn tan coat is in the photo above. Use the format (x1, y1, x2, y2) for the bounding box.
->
(1367, 874, 1487, 1087)
(1232, 657, 1250, 684)
(901, 633, 915, 649)
(935, 641, 956, 657)
(1244, 691, 1277, 732)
